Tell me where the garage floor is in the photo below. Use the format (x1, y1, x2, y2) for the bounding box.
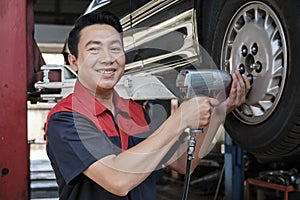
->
(30, 143, 300, 200)
(156, 179, 222, 200)
(30, 157, 223, 200)
(30, 177, 220, 200)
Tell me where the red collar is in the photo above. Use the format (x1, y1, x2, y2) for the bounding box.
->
(73, 80, 133, 117)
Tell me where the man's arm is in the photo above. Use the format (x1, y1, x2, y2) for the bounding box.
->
(84, 71, 250, 196)
(83, 96, 216, 196)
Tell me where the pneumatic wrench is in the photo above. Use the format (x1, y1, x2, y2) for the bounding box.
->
(176, 69, 235, 200)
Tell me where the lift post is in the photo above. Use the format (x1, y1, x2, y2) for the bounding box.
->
(224, 132, 245, 200)
(0, 0, 29, 199)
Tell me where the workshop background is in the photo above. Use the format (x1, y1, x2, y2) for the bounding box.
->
(1, 0, 300, 200)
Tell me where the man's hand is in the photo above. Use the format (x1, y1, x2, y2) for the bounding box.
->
(178, 97, 219, 130)
(224, 70, 251, 113)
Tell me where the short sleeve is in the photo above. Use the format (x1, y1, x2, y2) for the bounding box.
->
(46, 111, 121, 184)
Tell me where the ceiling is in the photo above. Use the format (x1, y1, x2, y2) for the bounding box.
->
(33, 0, 131, 53)
(34, 0, 92, 53)
(34, 0, 91, 25)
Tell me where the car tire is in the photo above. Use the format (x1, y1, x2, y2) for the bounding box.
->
(211, 0, 300, 157)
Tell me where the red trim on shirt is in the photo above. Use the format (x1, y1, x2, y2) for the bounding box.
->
(46, 80, 149, 150)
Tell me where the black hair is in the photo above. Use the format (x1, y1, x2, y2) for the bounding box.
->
(67, 10, 123, 58)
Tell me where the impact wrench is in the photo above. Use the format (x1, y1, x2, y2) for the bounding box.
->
(176, 69, 234, 200)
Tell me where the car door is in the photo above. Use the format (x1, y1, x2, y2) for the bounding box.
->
(123, 0, 203, 97)
(125, 0, 198, 76)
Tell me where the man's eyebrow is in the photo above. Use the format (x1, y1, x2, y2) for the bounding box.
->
(85, 40, 101, 47)
(110, 39, 122, 45)
(85, 39, 122, 47)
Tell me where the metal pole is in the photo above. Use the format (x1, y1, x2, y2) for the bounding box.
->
(224, 132, 245, 200)
(0, 0, 29, 199)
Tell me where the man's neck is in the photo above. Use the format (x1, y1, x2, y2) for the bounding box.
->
(95, 90, 115, 115)
(77, 80, 116, 114)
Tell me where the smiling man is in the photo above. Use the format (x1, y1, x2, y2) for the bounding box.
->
(68, 22, 125, 111)
(45, 10, 250, 200)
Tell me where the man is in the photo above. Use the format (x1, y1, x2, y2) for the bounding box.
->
(46, 10, 250, 199)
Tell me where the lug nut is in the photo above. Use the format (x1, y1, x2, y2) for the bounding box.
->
(251, 43, 258, 55)
(255, 61, 262, 73)
(239, 64, 246, 74)
(241, 45, 248, 57)
(250, 61, 262, 73)
(247, 74, 254, 85)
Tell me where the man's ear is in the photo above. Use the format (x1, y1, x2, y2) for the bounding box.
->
(68, 54, 78, 72)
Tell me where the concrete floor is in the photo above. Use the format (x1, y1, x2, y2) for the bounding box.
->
(29, 155, 300, 200)
(156, 179, 222, 200)
(30, 158, 223, 200)
(30, 143, 225, 200)
(31, 140, 230, 200)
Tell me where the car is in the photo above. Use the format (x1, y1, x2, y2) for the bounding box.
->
(33, 0, 300, 161)
(85, 0, 300, 160)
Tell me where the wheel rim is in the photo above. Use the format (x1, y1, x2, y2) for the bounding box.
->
(221, 1, 287, 125)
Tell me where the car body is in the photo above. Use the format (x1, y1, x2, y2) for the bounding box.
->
(33, 0, 300, 161)
(115, 0, 300, 160)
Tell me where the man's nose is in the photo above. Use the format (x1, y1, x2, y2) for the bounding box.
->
(99, 49, 114, 64)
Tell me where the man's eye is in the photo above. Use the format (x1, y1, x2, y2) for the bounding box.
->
(110, 44, 122, 52)
(111, 47, 122, 53)
(89, 48, 100, 54)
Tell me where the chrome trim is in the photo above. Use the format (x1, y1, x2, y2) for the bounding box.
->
(125, 9, 199, 74)
(130, 0, 181, 27)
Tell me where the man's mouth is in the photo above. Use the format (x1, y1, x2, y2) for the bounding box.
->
(96, 69, 116, 74)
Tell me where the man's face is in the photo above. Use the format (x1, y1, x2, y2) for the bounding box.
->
(73, 24, 125, 93)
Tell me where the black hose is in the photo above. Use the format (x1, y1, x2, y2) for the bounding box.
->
(181, 129, 202, 200)
(182, 157, 192, 200)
